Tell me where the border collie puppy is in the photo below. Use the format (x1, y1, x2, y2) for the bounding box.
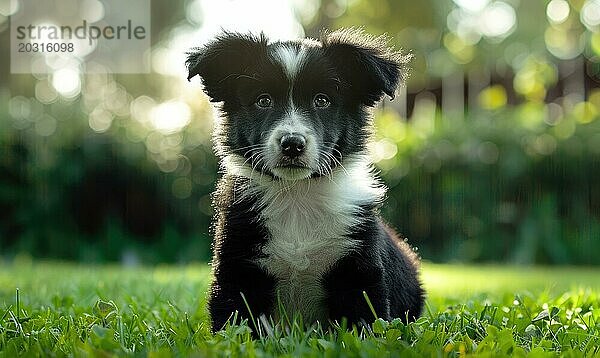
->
(186, 28, 425, 332)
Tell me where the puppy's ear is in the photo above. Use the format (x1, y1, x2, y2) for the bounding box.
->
(186, 32, 268, 102)
(322, 28, 412, 106)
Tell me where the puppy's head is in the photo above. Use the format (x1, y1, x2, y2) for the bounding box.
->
(186, 29, 410, 180)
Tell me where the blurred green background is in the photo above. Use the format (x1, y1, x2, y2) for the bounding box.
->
(0, 0, 599, 265)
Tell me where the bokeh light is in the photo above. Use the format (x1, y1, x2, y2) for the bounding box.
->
(150, 101, 191, 135)
(88, 107, 113, 133)
(478, 2, 516, 39)
(447, 1, 516, 43)
(547, 0, 570, 24)
(52, 68, 81, 98)
(581, 0, 600, 31)
(452, 0, 489, 13)
(0, 0, 19, 16)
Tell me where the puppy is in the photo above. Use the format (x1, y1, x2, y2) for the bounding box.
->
(186, 28, 425, 332)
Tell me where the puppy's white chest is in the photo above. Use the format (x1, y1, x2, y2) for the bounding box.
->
(236, 157, 386, 322)
(258, 201, 359, 322)
(254, 182, 363, 322)
(267, 223, 351, 313)
(259, 206, 357, 277)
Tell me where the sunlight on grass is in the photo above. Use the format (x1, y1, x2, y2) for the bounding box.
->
(2, 261, 600, 308)
(422, 263, 600, 296)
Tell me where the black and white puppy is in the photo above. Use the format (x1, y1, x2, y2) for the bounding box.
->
(186, 28, 425, 332)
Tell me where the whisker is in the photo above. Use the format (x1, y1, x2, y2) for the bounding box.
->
(241, 150, 262, 169)
(321, 143, 349, 176)
(233, 143, 267, 153)
(259, 159, 269, 183)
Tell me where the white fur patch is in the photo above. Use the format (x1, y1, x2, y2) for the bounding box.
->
(224, 154, 386, 322)
(273, 45, 307, 80)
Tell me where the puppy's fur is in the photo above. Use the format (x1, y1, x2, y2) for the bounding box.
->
(186, 29, 425, 332)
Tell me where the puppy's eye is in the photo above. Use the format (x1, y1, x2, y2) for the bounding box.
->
(314, 93, 330, 108)
(256, 94, 273, 108)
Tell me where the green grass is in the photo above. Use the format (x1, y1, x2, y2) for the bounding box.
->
(1, 260, 599, 357)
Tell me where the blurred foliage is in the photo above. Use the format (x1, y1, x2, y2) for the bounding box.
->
(0, 90, 216, 262)
(331, 0, 600, 94)
(374, 102, 600, 264)
(1, 0, 600, 264)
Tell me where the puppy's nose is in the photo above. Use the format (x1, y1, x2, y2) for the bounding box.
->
(280, 133, 306, 158)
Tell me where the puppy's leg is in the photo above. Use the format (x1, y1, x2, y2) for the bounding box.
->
(208, 263, 275, 333)
(323, 222, 424, 327)
(323, 253, 391, 327)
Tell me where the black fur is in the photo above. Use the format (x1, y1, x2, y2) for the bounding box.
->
(324, 214, 424, 326)
(187, 28, 424, 333)
(209, 177, 276, 330)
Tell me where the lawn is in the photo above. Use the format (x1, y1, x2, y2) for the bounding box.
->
(1, 260, 599, 356)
